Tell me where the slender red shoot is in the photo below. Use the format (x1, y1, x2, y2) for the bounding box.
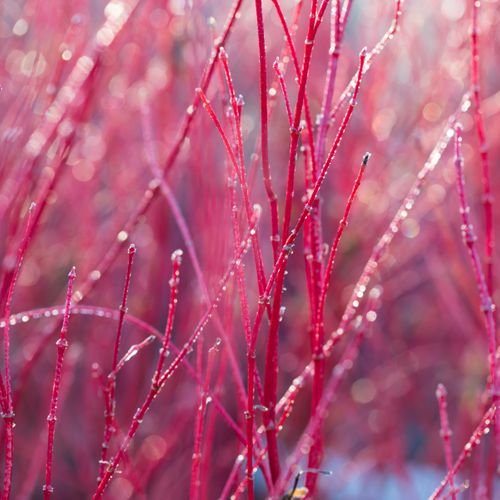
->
(43, 267, 76, 499)
(2, 202, 36, 498)
(98, 243, 136, 481)
(436, 384, 457, 500)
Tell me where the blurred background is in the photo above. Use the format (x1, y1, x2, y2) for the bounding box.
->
(0, 0, 500, 498)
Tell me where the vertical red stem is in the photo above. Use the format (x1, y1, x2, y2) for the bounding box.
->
(2, 203, 36, 499)
(190, 339, 220, 500)
(94, 249, 183, 498)
(260, 48, 366, 486)
(94, 217, 259, 497)
(253, 0, 280, 261)
(307, 153, 370, 490)
(470, 0, 494, 295)
(43, 267, 76, 499)
(430, 405, 496, 500)
(436, 384, 457, 500)
(99, 244, 136, 481)
(453, 124, 499, 474)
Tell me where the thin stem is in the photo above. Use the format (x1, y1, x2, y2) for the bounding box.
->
(98, 244, 136, 481)
(74, 0, 245, 303)
(329, 0, 403, 123)
(314, 153, 370, 355)
(2, 202, 36, 499)
(190, 339, 220, 500)
(273, 59, 293, 126)
(110, 336, 156, 377)
(453, 123, 499, 470)
(470, 0, 494, 295)
(43, 267, 76, 499)
(315, 0, 343, 166)
(94, 214, 259, 497)
(152, 250, 183, 386)
(93, 249, 183, 499)
(142, 102, 252, 425)
(430, 405, 496, 499)
(280, 0, 318, 243)
(217, 49, 269, 299)
(275, 320, 368, 498)
(307, 152, 370, 486)
(274, 96, 468, 425)
(254, 0, 280, 261)
(259, 48, 366, 485)
(436, 384, 457, 500)
(225, 164, 260, 496)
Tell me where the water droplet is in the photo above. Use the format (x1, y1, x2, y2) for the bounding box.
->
(117, 231, 129, 242)
(124, 348, 138, 362)
(56, 338, 68, 348)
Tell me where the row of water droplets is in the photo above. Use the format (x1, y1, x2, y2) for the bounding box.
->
(0, 305, 119, 329)
(333, 93, 471, 349)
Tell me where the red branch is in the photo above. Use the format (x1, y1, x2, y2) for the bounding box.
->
(43, 267, 76, 499)
(436, 384, 457, 500)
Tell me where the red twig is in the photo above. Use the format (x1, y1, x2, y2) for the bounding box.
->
(329, 0, 403, 123)
(315, 0, 344, 165)
(274, 318, 369, 498)
(253, 0, 280, 263)
(430, 405, 496, 499)
(93, 249, 182, 498)
(98, 244, 136, 481)
(217, 48, 269, 300)
(307, 152, 370, 486)
(74, 0, 245, 303)
(142, 100, 252, 427)
(436, 384, 457, 500)
(268, 97, 468, 468)
(94, 212, 259, 497)
(470, 0, 494, 295)
(153, 250, 183, 384)
(273, 59, 293, 126)
(43, 267, 76, 499)
(224, 155, 262, 496)
(2, 202, 36, 499)
(190, 339, 220, 500)
(259, 47, 366, 485)
(453, 123, 499, 470)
